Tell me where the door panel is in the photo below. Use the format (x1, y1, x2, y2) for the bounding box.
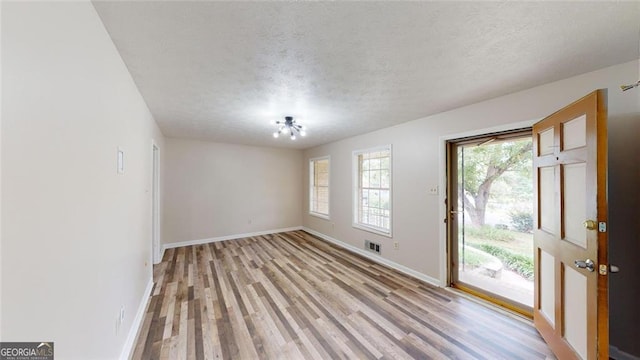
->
(565, 265, 588, 359)
(564, 163, 587, 248)
(533, 90, 607, 360)
(539, 167, 556, 234)
(563, 115, 587, 150)
(539, 249, 556, 325)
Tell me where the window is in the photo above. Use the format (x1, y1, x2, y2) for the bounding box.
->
(353, 146, 392, 235)
(309, 157, 330, 218)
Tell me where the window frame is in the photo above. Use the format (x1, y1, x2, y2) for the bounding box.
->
(352, 145, 393, 237)
(309, 156, 330, 220)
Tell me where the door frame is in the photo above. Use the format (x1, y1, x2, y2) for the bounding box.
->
(446, 129, 534, 316)
(151, 140, 161, 265)
(438, 119, 538, 286)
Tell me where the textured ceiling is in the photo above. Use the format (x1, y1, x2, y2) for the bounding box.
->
(93, 1, 640, 149)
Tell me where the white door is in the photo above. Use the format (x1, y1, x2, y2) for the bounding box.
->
(533, 90, 608, 359)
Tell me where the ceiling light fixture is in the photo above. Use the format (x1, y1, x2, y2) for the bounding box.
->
(272, 116, 306, 140)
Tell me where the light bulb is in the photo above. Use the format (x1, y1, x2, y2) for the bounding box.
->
(300, 130, 306, 137)
(273, 132, 279, 138)
(291, 134, 296, 140)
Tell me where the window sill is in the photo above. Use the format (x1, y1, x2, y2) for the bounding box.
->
(309, 212, 330, 220)
(352, 223, 392, 238)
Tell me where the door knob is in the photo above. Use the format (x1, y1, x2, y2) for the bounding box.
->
(584, 220, 597, 230)
(575, 259, 595, 272)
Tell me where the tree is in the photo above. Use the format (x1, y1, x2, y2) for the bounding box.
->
(458, 139, 532, 227)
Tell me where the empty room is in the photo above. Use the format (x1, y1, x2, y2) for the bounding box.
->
(1, 1, 639, 359)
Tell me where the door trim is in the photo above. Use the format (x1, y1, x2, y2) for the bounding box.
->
(151, 140, 161, 265)
(438, 120, 538, 286)
(446, 128, 534, 316)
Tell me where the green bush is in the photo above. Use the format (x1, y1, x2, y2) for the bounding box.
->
(510, 211, 533, 233)
(465, 225, 515, 242)
(470, 243, 534, 280)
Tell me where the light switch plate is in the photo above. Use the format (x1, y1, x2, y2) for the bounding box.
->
(117, 147, 124, 174)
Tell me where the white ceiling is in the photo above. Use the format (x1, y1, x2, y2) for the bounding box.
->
(93, 1, 640, 149)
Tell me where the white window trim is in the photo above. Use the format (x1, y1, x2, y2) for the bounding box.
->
(352, 145, 392, 237)
(309, 155, 330, 220)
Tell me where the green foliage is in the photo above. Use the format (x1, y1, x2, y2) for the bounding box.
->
(460, 139, 533, 200)
(460, 245, 497, 268)
(509, 210, 534, 233)
(458, 138, 533, 227)
(465, 225, 515, 242)
(470, 243, 534, 280)
(461, 248, 484, 268)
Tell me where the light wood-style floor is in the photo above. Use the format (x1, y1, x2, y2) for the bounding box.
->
(132, 230, 554, 359)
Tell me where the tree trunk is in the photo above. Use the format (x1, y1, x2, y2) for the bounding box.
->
(461, 141, 531, 227)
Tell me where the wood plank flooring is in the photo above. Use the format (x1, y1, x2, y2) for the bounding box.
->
(131, 230, 554, 359)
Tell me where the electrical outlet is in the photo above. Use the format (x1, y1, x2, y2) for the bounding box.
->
(428, 186, 439, 195)
(394, 242, 399, 250)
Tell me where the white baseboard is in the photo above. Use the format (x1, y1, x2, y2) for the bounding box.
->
(161, 226, 303, 254)
(610, 345, 640, 360)
(301, 227, 441, 287)
(120, 278, 153, 360)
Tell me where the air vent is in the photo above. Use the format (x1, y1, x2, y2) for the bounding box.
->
(364, 240, 381, 254)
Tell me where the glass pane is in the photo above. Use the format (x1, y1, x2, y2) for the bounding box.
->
(356, 148, 391, 232)
(456, 137, 534, 309)
(369, 190, 380, 208)
(381, 156, 389, 170)
(362, 158, 369, 171)
(381, 190, 390, 210)
(317, 172, 328, 186)
(370, 170, 380, 187)
(362, 170, 370, 188)
(361, 189, 369, 207)
(369, 158, 380, 170)
(381, 170, 389, 188)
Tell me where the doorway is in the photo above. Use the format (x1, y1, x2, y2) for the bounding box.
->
(448, 129, 534, 315)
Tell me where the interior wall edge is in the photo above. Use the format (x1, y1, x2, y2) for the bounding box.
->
(161, 226, 304, 254)
(119, 278, 153, 360)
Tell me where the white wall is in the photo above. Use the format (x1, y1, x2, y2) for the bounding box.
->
(303, 59, 639, 284)
(2, 2, 165, 358)
(163, 138, 302, 246)
(0, 0, 3, 341)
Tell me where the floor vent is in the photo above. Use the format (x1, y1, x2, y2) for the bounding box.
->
(364, 240, 381, 254)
